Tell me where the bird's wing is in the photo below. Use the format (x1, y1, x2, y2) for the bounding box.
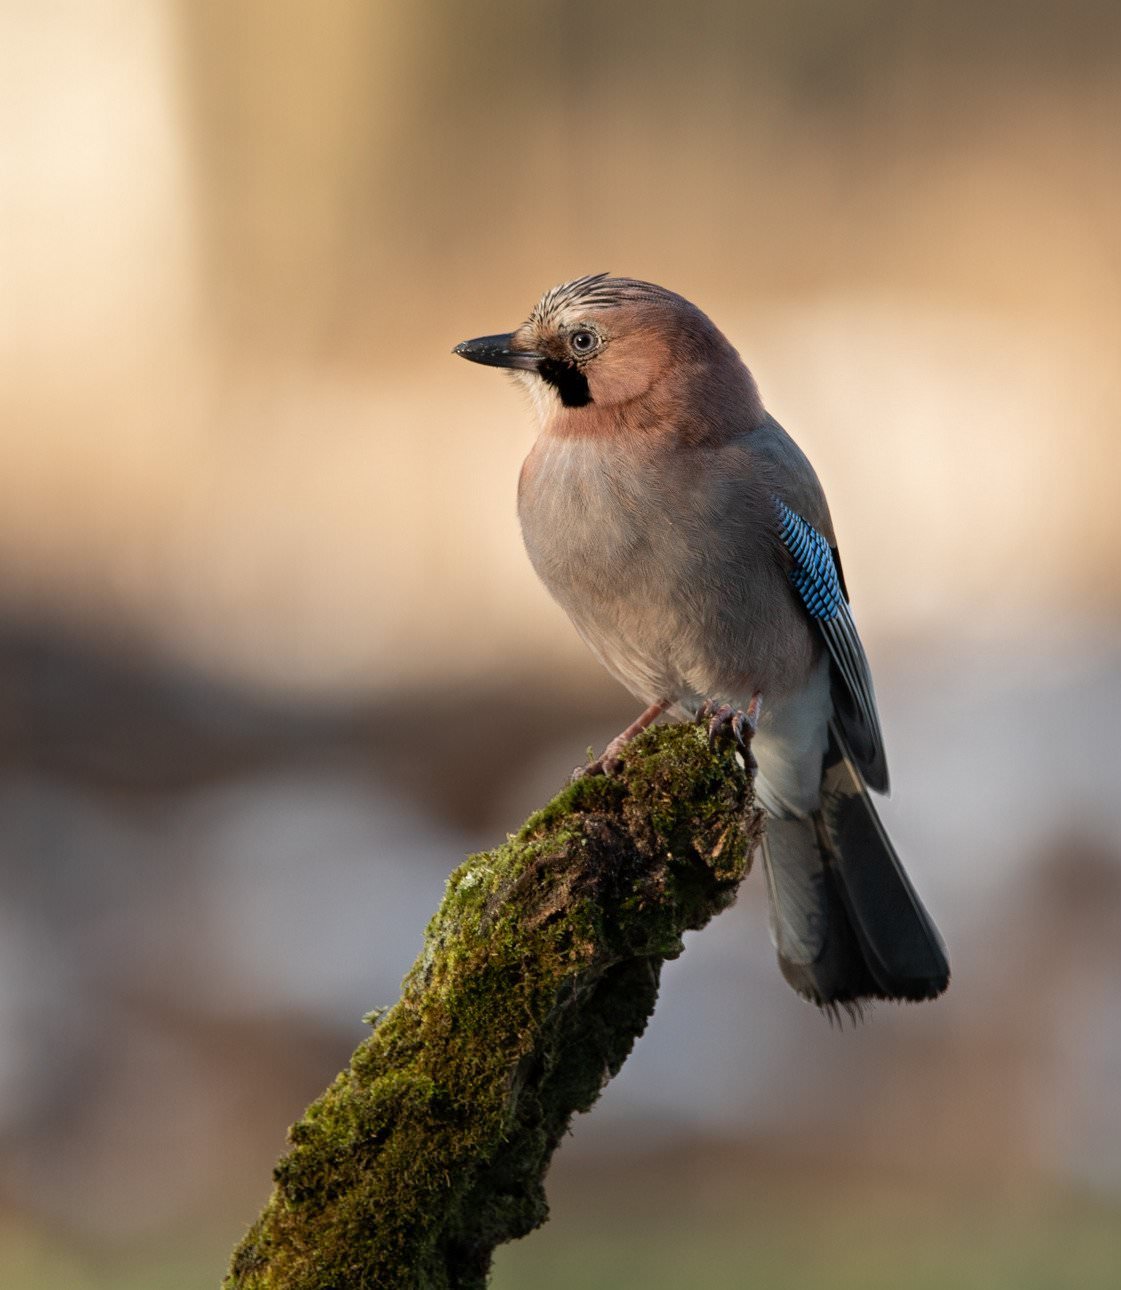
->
(773, 497, 890, 793)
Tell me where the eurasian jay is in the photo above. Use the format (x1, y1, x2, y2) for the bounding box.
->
(455, 274, 949, 1012)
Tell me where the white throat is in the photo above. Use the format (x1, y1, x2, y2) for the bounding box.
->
(510, 370, 561, 431)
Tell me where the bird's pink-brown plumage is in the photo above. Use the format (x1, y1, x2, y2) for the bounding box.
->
(456, 275, 948, 1012)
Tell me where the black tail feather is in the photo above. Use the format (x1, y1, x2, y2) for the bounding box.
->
(761, 726, 949, 1010)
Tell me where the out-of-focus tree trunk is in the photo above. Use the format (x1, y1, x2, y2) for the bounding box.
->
(225, 722, 761, 1290)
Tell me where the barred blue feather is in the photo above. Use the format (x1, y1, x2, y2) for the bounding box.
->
(773, 496, 889, 793)
(773, 498, 844, 621)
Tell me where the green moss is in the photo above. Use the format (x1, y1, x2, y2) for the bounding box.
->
(224, 722, 763, 1290)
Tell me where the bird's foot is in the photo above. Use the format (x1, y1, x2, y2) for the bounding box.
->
(571, 748, 624, 781)
(697, 694, 762, 773)
(572, 700, 670, 781)
(572, 730, 637, 780)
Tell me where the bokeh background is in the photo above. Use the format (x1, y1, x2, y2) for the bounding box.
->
(3, 2, 1121, 1286)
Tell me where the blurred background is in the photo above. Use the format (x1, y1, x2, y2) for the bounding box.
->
(3, 2, 1121, 1286)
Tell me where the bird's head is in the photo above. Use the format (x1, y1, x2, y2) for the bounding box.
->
(453, 274, 762, 437)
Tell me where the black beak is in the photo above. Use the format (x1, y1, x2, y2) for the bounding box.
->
(453, 333, 542, 371)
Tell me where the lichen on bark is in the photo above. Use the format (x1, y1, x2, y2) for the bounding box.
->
(225, 721, 762, 1290)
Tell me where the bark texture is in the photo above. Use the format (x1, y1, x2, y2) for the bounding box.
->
(225, 722, 762, 1289)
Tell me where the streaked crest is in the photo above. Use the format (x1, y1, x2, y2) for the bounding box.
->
(529, 274, 664, 327)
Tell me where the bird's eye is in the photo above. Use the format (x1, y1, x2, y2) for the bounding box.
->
(570, 330, 598, 356)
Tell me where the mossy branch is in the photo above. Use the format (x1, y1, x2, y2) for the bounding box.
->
(224, 722, 762, 1290)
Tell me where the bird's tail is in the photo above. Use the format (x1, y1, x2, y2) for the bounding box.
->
(760, 725, 949, 1014)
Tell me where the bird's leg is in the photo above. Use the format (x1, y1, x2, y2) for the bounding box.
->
(576, 700, 670, 779)
(697, 692, 762, 773)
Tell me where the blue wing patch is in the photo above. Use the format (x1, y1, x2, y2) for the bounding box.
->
(773, 498, 844, 621)
(772, 496, 890, 793)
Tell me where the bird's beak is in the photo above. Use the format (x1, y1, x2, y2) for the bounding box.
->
(452, 333, 542, 371)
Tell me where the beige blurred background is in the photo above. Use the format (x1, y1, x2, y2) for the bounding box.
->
(2, 2, 1120, 1287)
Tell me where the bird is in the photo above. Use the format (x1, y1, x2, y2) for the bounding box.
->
(453, 273, 949, 1013)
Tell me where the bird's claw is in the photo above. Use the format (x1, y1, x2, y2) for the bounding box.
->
(697, 698, 760, 773)
(700, 701, 748, 751)
(571, 758, 611, 781)
(572, 748, 625, 781)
